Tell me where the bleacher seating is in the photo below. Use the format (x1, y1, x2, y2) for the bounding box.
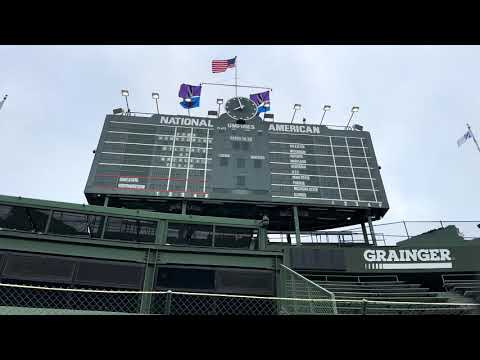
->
(300, 274, 478, 315)
(443, 273, 480, 304)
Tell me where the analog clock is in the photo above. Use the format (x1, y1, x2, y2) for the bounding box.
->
(225, 97, 258, 122)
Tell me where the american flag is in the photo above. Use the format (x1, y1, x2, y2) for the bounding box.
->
(212, 57, 236, 73)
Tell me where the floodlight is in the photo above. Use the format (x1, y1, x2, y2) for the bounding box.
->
(352, 124, 364, 131)
(346, 106, 360, 129)
(291, 104, 301, 123)
(217, 98, 224, 105)
(112, 108, 124, 115)
(323, 104, 332, 111)
(121, 90, 129, 97)
(152, 92, 159, 99)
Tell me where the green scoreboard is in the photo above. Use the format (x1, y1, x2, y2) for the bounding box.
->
(85, 112, 389, 228)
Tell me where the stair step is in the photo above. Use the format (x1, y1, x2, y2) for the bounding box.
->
(315, 282, 422, 288)
(320, 287, 429, 293)
(313, 281, 403, 285)
(333, 292, 439, 298)
(445, 281, 480, 288)
(335, 296, 450, 303)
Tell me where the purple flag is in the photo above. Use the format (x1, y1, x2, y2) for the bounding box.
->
(250, 91, 270, 106)
(178, 84, 202, 98)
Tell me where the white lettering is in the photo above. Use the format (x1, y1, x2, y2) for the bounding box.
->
(417, 249, 430, 261)
(405, 250, 418, 262)
(363, 248, 453, 264)
(364, 250, 376, 262)
(376, 250, 387, 262)
(118, 177, 139, 183)
(440, 249, 452, 261)
(292, 175, 310, 180)
(386, 251, 400, 262)
(429, 249, 440, 261)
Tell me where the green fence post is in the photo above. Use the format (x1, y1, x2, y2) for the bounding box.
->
(165, 290, 172, 315)
(362, 299, 367, 315)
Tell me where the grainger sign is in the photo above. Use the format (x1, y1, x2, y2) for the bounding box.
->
(363, 249, 453, 270)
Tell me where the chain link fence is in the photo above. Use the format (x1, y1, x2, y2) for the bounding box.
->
(0, 283, 478, 315)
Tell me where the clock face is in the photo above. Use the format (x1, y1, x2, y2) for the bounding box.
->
(225, 97, 258, 122)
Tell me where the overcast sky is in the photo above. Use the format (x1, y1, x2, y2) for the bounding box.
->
(0, 45, 479, 239)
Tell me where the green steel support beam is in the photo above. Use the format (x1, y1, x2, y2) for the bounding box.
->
(258, 227, 267, 250)
(361, 222, 369, 245)
(293, 206, 301, 246)
(140, 249, 157, 314)
(156, 220, 167, 245)
(367, 216, 377, 246)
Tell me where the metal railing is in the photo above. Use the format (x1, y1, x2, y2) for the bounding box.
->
(0, 283, 478, 315)
(267, 231, 387, 246)
(269, 220, 480, 247)
(279, 264, 337, 315)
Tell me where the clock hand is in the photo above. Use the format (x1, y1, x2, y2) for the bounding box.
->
(237, 97, 244, 109)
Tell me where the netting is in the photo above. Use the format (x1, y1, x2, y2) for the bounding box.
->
(0, 283, 478, 315)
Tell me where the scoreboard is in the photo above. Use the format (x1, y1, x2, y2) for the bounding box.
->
(85, 113, 389, 219)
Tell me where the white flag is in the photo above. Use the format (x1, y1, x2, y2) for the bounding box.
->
(457, 130, 472, 147)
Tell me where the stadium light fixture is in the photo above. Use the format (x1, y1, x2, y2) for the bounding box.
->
(264, 113, 274, 122)
(112, 108, 124, 115)
(121, 89, 131, 114)
(353, 124, 364, 131)
(291, 104, 301, 123)
(217, 98, 223, 117)
(320, 104, 332, 125)
(346, 105, 359, 129)
(152, 92, 160, 114)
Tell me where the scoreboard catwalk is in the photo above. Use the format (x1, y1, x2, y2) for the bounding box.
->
(85, 113, 389, 225)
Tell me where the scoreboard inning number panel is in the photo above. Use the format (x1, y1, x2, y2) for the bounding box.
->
(85, 114, 388, 210)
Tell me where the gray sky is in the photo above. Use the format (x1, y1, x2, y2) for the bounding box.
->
(0, 45, 479, 239)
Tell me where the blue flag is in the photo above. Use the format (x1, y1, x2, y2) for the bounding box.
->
(180, 96, 200, 109)
(257, 101, 271, 113)
(250, 91, 270, 113)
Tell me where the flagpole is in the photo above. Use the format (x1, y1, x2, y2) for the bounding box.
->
(235, 57, 238, 98)
(0, 95, 7, 112)
(200, 82, 272, 91)
(467, 123, 480, 153)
